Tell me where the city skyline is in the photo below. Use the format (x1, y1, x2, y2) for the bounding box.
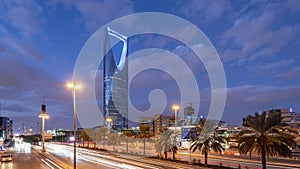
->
(0, 0, 300, 132)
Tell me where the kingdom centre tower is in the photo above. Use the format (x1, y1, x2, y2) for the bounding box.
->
(103, 27, 128, 131)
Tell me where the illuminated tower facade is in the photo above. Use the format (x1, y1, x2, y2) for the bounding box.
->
(103, 27, 128, 131)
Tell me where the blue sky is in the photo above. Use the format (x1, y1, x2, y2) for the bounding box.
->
(0, 0, 299, 132)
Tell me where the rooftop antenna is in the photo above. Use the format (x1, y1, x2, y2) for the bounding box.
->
(0, 102, 1, 116)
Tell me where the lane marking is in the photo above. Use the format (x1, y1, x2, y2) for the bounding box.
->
(46, 158, 63, 169)
(41, 159, 55, 169)
(81, 154, 143, 169)
(83, 158, 120, 169)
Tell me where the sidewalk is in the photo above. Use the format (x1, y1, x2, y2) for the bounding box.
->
(110, 151, 207, 169)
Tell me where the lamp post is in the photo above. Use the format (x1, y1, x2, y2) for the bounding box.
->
(39, 104, 49, 152)
(172, 104, 180, 133)
(67, 82, 81, 169)
(106, 117, 112, 133)
(189, 132, 192, 163)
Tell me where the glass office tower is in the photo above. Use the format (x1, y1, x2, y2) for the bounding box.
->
(103, 27, 128, 131)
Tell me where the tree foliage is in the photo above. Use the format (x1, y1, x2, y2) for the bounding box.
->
(155, 129, 179, 160)
(122, 131, 133, 153)
(190, 120, 225, 166)
(108, 132, 119, 151)
(96, 126, 108, 149)
(78, 128, 93, 147)
(237, 111, 296, 169)
(138, 125, 152, 156)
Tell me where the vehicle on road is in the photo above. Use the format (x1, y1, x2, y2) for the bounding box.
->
(1, 153, 13, 162)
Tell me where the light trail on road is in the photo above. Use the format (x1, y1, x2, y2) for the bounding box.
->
(41, 159, 55, 169)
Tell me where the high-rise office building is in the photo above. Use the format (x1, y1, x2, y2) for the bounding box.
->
(0, 117, 13, 140)
(103, 27, 128, 131)
(183, 105, 194, 118)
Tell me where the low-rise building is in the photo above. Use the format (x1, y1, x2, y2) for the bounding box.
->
(217, 125, 245, 149)
(153, 114, 175, 136)
(139, 114, 176, 136)
(243, 108, 300, 129)
(267, 108, 300, 129)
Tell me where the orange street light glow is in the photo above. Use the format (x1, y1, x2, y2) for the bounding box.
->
(39, 113, 49, 119)
(66, 82, 81, 89)
(172, 105, 180, 110)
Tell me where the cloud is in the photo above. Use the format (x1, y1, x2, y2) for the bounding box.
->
(177, 0, 231, 22)
(258, 59, 294, 70)
(0, 47, 72, 129)
(1, 103, 29, 113)
(0, 0, 45, 38)
(220, 1, 300, 63)
(0, 0, 70, 121)
(283, 0, 300, 14)
(46, 0, 134, 34)
(245, 59, 296, 77)
(222, 85, 300, 124)
(0, 25, 44, 62)
(74, 0, 134, 32)
(277, 66, 300, 79)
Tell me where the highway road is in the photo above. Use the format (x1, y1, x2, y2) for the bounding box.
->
(42, 143, 202, 169)
(4, 141, 299, 169)
(2, 141, 201, 169)
(81, 141, 300, 169)
(1, 142, 62, 169)
(45, 142, 300, 169)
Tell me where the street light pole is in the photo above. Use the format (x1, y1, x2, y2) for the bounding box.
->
(172, 105, 180, 134)
(72, 86, 77, 169)
(106, 117, 112, 133)
(67, 82, 81, 169)
(42, 117, 45, 151)
(189, 132, 192, 163)
(39, 104, 49, 152)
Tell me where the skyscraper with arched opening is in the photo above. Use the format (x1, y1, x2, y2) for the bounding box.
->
(103, 27, 128, 131)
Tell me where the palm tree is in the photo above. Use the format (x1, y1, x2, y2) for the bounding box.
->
(155, 129, 179, 160)
(170, 140, 179, 160)
(190, 120, 225, 166)
(237, 111, 296, 169)
(154, 138, 163, 158)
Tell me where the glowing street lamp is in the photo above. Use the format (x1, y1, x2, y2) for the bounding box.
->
(66, 82, 81, 169)
(172, 104, 180, 129)
(106, 117, 112, 132)
(39, 104, 49, 152)
(29, 128, 33, 135)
